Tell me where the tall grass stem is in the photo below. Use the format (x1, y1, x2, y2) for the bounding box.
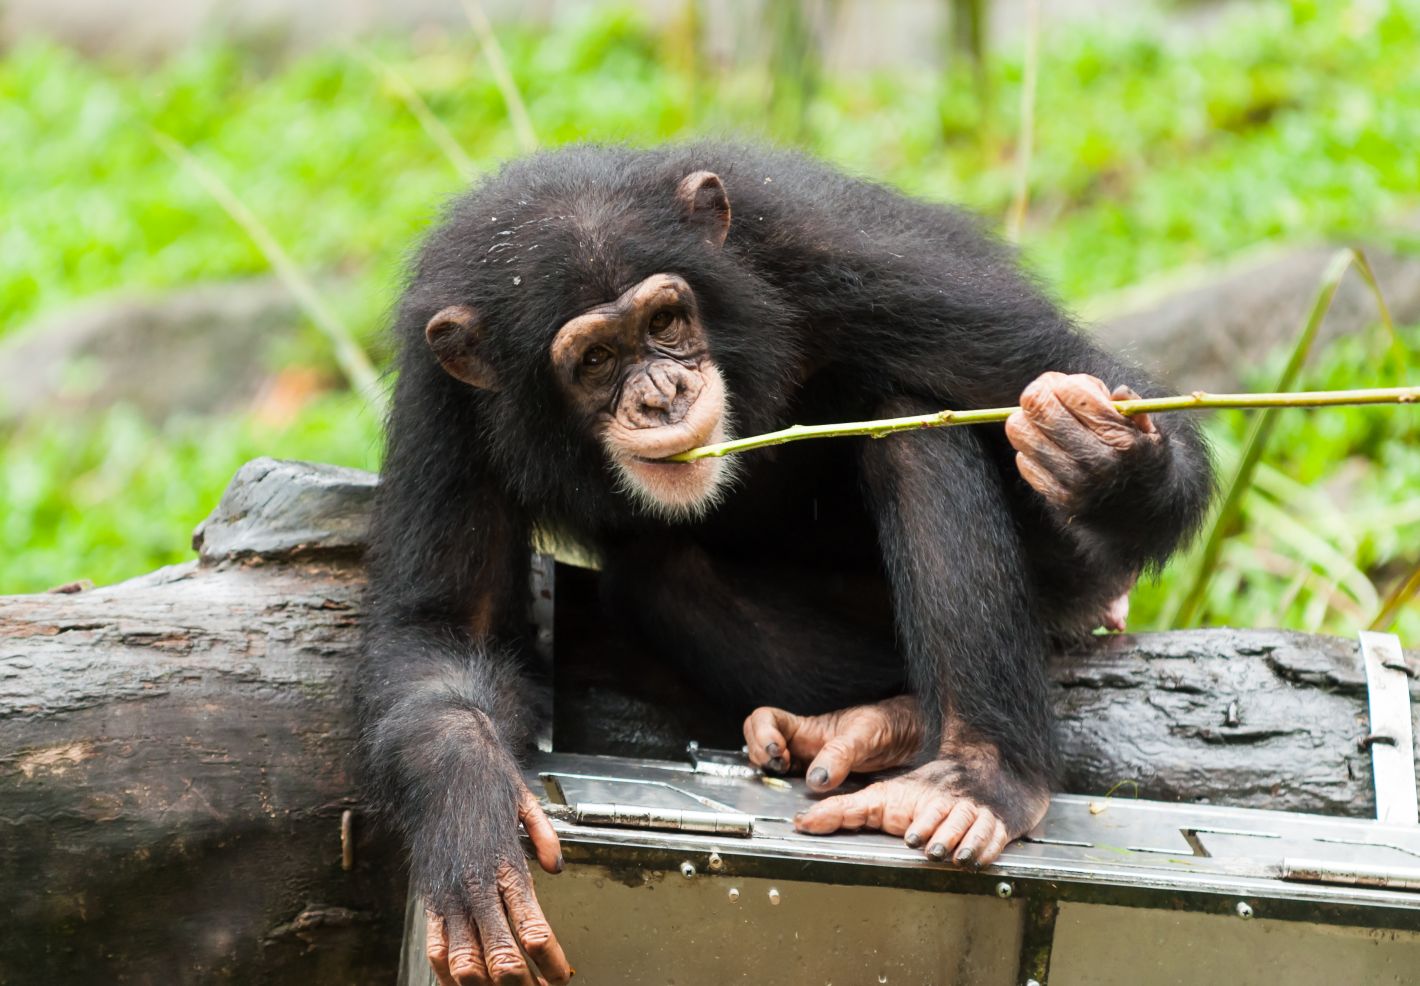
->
(151, 130, 386, 412)
(460, 0, 539, 152)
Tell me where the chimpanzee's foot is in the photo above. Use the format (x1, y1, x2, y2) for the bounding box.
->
(794, 748, 1049, 869)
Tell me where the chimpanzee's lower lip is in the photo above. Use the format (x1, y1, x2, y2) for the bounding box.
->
(631, 454, 697, 466)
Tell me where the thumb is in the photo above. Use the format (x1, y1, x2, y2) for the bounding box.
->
(1111, 384, 1156, 434)
(518, 782, 564, 874)
(805, 735, 861, 792)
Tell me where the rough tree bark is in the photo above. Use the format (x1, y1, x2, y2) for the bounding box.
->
(1, 458, 1414, 983)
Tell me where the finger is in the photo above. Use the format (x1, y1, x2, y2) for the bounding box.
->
(1019, 370, 1070, 408)
(975, 817, 1014, 869)
(446, 910, 490, 986)
(427, 910, 458, 986)
(805, 735, 859, 792)
(743, 706, 798, 773)
(902, 797, 952, 851)
(1022, 371, 1117, 430)
(472, 891, 535, 986)
(925, 802, 978, 861)
(1045, 375, 1142, 452)
(499, 864, 573, 985)
(953, 810, 1002, 870)
(1110, 384, 1156, 434)
(1014, 449, 1071, 505)
(795, 786, 882, 834)
(518, 784, 564, 875)
(1102, 591, 1130, 631)
(1007, 414, 1087, 489)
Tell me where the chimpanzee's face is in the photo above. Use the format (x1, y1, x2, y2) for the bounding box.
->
(421, 169, 739, 520)
(547, 272, 732, 519)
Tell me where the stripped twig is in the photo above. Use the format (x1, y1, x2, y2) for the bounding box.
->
(668, 385, 1418, 462)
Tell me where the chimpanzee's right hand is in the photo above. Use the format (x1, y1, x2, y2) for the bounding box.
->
(423, 777, 573, 986)
(742, 695, 924, 792)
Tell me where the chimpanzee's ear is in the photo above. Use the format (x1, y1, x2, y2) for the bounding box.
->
(676, 170, 732, 248)
(425, 305, 501, 392)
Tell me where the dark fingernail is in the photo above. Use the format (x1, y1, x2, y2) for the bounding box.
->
(955, 848, 975, 867)
(904, 831, 922, 849)
(768, 756, 787, 772)
(765, 742, 781, 758)
(927, 843, 947, 860)
(808, 767, 828, 787)
(554, 854, 565, 874)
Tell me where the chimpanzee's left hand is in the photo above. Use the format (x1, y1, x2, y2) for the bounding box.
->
(1005, 371, 1161, 514)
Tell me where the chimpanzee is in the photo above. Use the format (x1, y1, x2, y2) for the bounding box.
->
(357, 142, 1211, 985)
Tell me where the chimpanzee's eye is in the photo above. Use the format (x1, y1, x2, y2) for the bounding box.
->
(648, 310, 675, 335)
(581, 345, 613, 369)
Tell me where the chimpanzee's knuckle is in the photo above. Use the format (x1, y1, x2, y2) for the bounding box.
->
(922, 792, 956, 816)
(1004, 413, 1031, 444)
(518, 918, 554, 951)
(486, 947, 529, 976)
(448, 950, 486, 985)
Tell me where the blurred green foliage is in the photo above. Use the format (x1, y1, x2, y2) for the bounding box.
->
(0, 0, 1416, 637)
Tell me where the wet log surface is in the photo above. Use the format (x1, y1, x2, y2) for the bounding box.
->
(1, 458, 1414, 982)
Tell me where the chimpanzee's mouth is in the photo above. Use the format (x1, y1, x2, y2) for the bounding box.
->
(633, 453, 697, 465)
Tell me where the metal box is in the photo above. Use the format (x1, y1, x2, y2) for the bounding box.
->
(400, 745, 1420, 985)
(398, 567, 1419, 984)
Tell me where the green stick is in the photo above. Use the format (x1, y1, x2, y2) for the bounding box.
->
(667, 385, 1418, 462)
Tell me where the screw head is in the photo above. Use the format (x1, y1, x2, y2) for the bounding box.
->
(727, 887, 740, 902)
(995, 881, 1013, 899)
(679, 861, 696, 879)
(708, 851, 724, 872)
(768, 887, 782, 905)
(1236, 900, 1254, 919)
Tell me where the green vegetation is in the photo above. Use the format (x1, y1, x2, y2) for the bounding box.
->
(1, 0, 1416, 638)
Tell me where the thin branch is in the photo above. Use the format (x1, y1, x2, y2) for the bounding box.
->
(150, 130, 386, 412)
(668, 385, 1418, 462)
(459, 0, 538, 153)
(1170, 247, 1391, 627)
(1005, 0, 1039, 242)
(350, 45, 475, 179)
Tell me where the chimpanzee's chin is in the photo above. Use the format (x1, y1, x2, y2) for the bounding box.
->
(616, 456, 733, 522)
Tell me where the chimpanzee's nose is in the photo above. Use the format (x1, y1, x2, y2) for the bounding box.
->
(636, 364, 687, 422)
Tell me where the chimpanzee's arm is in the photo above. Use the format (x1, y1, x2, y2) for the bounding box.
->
(357, 372, 572, 986)
(791, 404, 1054, 865)
(791, 214, 1211, 600)
(786, 216, 1210, 864)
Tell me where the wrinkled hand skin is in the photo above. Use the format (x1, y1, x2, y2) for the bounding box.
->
(742, 695, 925, 791)
(1005, 371, 1161, 516)
(1006, 371, 1156, 630)
(424, 782, 575, 986)
(777, 712, 1050, 871)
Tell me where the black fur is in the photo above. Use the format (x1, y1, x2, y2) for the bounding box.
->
(356, 142, 1213, 907)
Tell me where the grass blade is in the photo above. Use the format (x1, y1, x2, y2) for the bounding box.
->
(151, 130, 386, 413)
(459, 0, 538, 152)
(351, 45, 475, 180)
(1370, 562, 1420, 632)
(1005, 0, 1040, 242)
(1168, 247, 1391, 627)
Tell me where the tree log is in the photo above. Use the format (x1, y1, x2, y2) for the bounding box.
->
(1, 458, 1415, 982)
